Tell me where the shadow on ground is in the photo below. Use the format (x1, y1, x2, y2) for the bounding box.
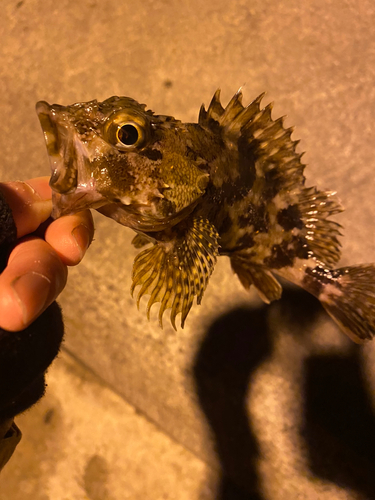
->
(303, 348, 375, 499)
(193, 288, 375, 499)
(194, 304, 270, 499)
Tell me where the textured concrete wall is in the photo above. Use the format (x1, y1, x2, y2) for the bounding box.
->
(1, 0, 375, 498)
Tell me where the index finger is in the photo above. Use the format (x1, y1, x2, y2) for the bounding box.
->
(0, 177, 52, 238)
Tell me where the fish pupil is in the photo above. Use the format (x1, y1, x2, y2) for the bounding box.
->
(118, 124, 139, 146)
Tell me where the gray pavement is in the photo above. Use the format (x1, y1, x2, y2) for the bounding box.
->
(1, 0, 375, 498)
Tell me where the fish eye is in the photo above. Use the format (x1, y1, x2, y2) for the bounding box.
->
(116, 123, 141, 147)
(104, 112, 148, 150)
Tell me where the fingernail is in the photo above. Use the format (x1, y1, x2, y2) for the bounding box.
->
(12, 272, 51, 326)
(23, 179, 52, 202)
(71, 224, 90, 260)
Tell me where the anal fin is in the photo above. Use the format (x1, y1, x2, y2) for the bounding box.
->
(231, 255, 282, 303)
(131, 217, 219, 329)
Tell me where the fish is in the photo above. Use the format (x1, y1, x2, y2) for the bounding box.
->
(36, 90, 375, 343)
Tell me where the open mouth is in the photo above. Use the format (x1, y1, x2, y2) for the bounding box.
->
(36, 101, 107, 218)
(36, 100, 79, 195)
(36, 101, 60, 156)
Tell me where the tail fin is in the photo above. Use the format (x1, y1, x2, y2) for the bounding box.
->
(318, 265, 375, 343)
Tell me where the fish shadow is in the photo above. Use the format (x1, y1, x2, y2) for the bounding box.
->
(303, 349, 375, 498)
(193, 287, 375, 499)
(194, 304, 271, 499)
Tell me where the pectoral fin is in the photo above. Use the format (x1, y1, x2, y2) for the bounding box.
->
(131, 217, 219, 329)
(131, 233, 153, 249)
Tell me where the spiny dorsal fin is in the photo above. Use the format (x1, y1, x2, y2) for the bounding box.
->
(131, 217, 219, 330)
(199, 89, 305, 192)
(199, 88, 225, 124)
(199, 89, 266, 136)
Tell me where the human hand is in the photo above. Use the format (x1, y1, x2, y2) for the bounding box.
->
(0, 177, 94, 332)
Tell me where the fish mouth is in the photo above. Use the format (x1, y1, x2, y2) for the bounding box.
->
(36, 101, 78, 195)
(36, 100, 106, 218)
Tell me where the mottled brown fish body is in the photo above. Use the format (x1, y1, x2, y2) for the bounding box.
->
(36, 90, 375, 342)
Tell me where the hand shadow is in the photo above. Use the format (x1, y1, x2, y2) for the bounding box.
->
(193, 287, 375, 499)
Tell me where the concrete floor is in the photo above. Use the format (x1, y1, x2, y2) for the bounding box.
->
(1, 0, 375, 498)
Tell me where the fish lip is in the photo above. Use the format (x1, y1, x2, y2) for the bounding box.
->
(36, 101, 79, 195)
(51, 191, 85, 219)
(36, 101, 60, 157)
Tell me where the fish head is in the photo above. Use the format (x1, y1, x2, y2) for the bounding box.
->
(36, 96, 209, 231)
